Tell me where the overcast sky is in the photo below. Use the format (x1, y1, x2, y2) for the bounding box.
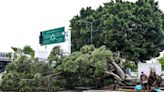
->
(0, 0, 164, 53)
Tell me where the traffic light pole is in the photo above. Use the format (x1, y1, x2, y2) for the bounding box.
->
(39, 32, 43, 45)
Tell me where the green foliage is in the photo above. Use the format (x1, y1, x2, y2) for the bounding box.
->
(48, 46, 63, 66)
(2, 45, 131, 90)
(159, 55, 164, 70)
(1, 55, 54, 91)
(55, 45, 113, 88)
(11, 47, 21, 53)
(70, 0, 164, 62)
(23, 45, 35, 58)
(123, 60, 137, 71)
(11, 45, 35, 60)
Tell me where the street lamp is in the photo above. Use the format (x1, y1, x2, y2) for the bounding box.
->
(77, 15, 107, 45)
(77, 20, 97, 45)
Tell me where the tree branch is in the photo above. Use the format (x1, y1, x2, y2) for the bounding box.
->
(22, 72, 61, 81)
(110, 57, 125, 79)
(106, 71, 123, 81)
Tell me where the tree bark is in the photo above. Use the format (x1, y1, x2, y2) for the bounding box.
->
(106, 71, 123, 81)
(110, 57, 125, 79)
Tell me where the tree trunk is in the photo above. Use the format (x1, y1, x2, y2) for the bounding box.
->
(106, 71, 123, 81)
(110, 57, 125, 79)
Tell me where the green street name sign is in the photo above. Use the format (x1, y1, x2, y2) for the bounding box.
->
(40, 27, 65, 45)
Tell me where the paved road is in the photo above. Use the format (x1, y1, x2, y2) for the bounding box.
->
(58, 90, 125, 92)
(84, 90, 125, 92)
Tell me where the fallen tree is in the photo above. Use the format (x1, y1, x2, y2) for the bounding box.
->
(1, 45, 137, 91)
(54, 45, 136, 88)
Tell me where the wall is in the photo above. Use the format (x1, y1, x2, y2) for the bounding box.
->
(138, 62, 162, 79)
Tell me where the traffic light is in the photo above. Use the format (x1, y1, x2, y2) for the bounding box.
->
(39, 32, 43, 45)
